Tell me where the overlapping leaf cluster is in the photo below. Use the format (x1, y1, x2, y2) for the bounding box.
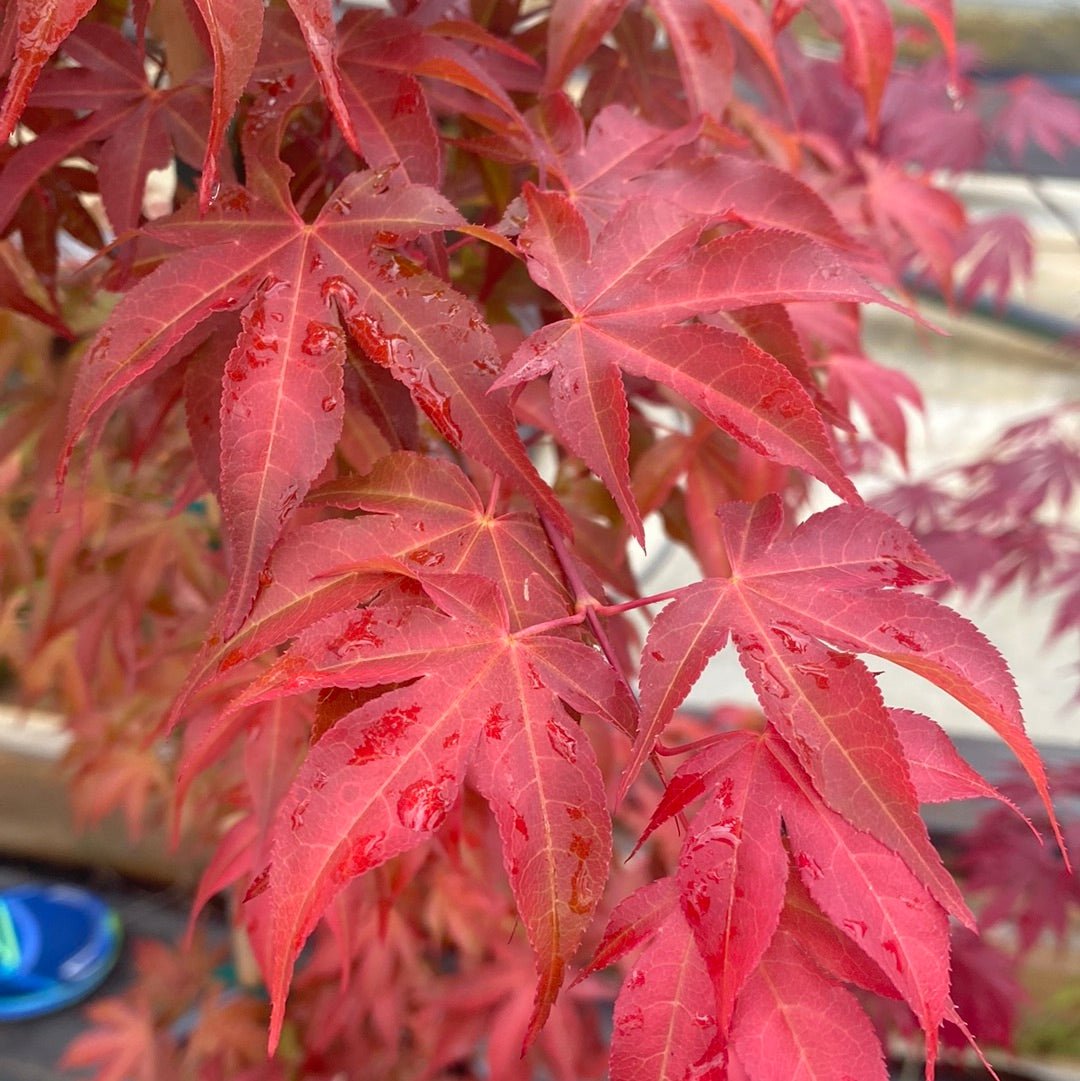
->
(1, 2, 1078, 1080)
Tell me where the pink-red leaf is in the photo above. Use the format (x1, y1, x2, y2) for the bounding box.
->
(675, 735, 788, 1028)
(217, 272, 345, 634)
(58, 996, 160, 1081)
(0, 0, 96, 141)
(62, 166, 565, 574)
(822, 351, 922, 468)
(901, 0, 956, 79)
(629, 156, 854, 249)
(248, 679, 480, 1050)
(626, 494, 1062, 874)
(574, 877, 678, 986)
(810, 0, 894, 139)
(285, 0, 361, 157)
(650, 0, 735, 122)
(772, 734, 950, 1053)
(996, 76, 1080, 164)
(228, 570, 616, 1052)
(892, 708, 1030, 822)
(499, 189, 858, 538)
(608, 907, 715, 1081)
(545, 0, 631, 90)
(470, 668, 612, 1044)
(702, 0, 787, 100)
(729, 923, 888, 1081)
(190, 0, 264, 210)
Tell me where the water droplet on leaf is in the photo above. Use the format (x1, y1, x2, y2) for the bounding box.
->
(327, 610, 385, 658)
(302, 320, 343, 357)
(290, 798, 309, 831)
(321, 276, 359, 311)
(243, 864, 271, 902)
(407, 547, 445, 567)
(484, 705, 505, 740)
(546, 718, 577, 763)
(332, 832, 385, 884)
(396, 778, 451, 831)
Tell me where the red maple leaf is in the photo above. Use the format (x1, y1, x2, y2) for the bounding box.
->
(493, 186, 886, 540)
(1, 23, 211, 237)
(232, 570, 631, 1051)
(580, 714, 1001, 1079)
(61, 85, 560, 635)
(167, 452, 582, 760)
(58, 995, 166, 1081)
(995, 76, 1080, 164)
(621, 495, 1063, 862)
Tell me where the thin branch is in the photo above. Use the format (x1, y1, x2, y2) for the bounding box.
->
(540, 510, 637, 700)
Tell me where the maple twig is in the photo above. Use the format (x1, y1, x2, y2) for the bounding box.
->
(539, 511, 636, 699)
(513, 611, 586, 639)
(595, 588, 685, 617)
(653, 731, 737, 757)
(514, 586, 685, 639)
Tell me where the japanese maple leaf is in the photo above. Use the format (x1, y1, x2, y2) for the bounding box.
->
(728, 918, 889, 1081)
(61, 97, 560, 636)
(996, 76, 1080, 164)
(626, 154, 856, 249)
(820, 351, 922, 468)
(957, 214, 1034, 312)
(621, 495, 1063, 873)
(0, 238, 70, 337)
(654, 0, 788, 121)
(185, 0, 361, 208)
(494, 186, 883, 540)
(574, 878, 716, 1081)
(5, 22, 211, 236)
(877, 63, 985, 173)
(585, 724, 951, 1080)
(0, 0, 357, 209)
(525, 99, 697, 230)
(166, 452, 579, 754)
(808, 0, 894, 138)
(58, 995, 163, 1081)
(641, 731, 949, 1048)
(648, 0, 737, 125)
(893, 707, 1031, 818)
(233, 573, 630, 1051)
(861, 155, 966, 294)
(253, 6, 530, 191)
(0, 0, 97, 142)
(523, 101, 851, 249)
(545, 0, 631, 91)
(946, 926, 1022, 1051)
(961, 765, 1080, 952)
(903, 1, 956, 73)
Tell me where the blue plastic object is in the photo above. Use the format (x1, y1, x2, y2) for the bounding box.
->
(0, 883, 122, 1021)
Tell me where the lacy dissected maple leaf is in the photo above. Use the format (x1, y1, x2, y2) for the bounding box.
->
(60, 95, 560, 636)
(229, 571, 633, 1052)
(58, 996, 162, 1081)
